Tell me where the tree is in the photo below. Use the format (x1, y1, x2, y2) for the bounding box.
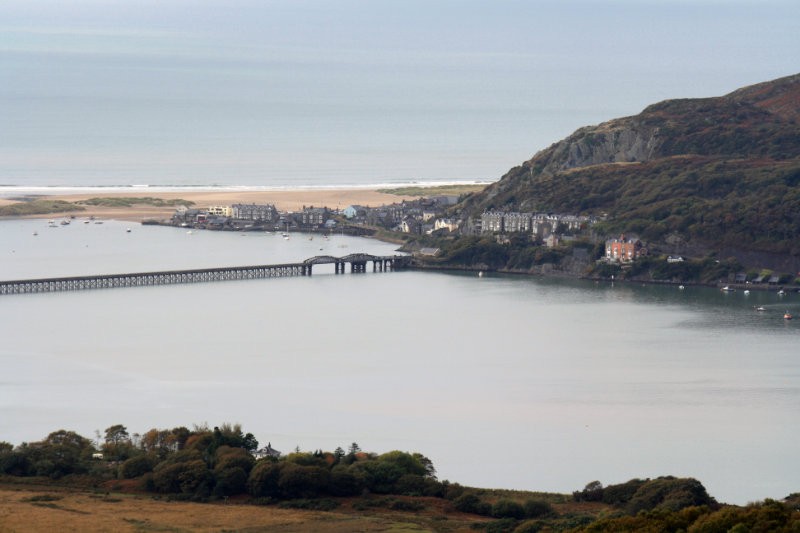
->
(31, 430, 96, 478)
(104, 424, 129, 446)
(102, 424, 135, 462)
(248, 461, 283, 498)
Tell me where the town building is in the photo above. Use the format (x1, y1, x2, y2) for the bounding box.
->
(481, 211, 505, 233)
(232, 203, 278, 222)
(207, 205, 232, 217)
(301, 206, 330, 226)
(433, 218, 459, 232)
(504, 212, 532, 233)
(605, 234, 644, 263)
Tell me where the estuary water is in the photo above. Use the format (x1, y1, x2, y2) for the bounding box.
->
(1, 218, 798, 505)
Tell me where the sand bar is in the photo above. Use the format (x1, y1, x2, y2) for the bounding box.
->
(0, 188, 416, 222)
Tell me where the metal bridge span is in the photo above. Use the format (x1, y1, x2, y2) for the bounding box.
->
(0, 254, 409, 295)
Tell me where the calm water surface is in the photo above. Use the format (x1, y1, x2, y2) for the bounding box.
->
(1, 219, 798, 504)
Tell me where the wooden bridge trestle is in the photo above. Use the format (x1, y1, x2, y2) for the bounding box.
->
(0, 254, 409, 295)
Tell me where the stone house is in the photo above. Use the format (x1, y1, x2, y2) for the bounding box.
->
(232, 203, 278, 222)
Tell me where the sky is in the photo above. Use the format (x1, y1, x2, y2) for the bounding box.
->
(1, 0, 798, 187)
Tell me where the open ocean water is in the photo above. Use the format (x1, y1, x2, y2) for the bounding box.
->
(1, 219, 798, 505)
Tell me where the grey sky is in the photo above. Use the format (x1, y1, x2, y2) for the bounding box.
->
(1, 0, 798, 186)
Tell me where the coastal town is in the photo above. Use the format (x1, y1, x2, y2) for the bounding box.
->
(165, 195, 602, 248)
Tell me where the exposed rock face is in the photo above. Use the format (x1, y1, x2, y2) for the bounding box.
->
(541, 120, 662, 174)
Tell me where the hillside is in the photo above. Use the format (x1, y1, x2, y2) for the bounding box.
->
(458, 73, 800, 267)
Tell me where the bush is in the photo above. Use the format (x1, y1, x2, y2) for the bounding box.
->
(624, 477, 714, 514)
(453, 493, 491, 516)
(278, 498, 340, 511)
(523, 499, 555, 518)
(390, 499, 425, 511)
(120, 455, 155, 479)
(277, 463, 329, 499)
(248, 461, 283, 498)
(328, 465, 365, 497)
(152, 460, 211, 495)
(492, 499, 526, 520)
(602, 478, 646, 506)
(213, 466, 248, 496)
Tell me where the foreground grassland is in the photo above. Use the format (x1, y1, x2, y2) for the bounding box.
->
(0, 484, 494, 533)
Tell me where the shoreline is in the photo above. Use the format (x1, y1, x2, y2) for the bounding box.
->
(0, 188, 418, 222)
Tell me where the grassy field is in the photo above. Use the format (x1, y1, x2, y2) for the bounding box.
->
(0, 483, 493, 533)
(378, 184, 488, 197)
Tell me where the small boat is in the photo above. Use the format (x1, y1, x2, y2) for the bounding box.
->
(32, 231, 38, 236)
(84, 220, 90, 224)
(678, 285, 685, 290)
(94, 221, 103, 224)
(60, 219, 70, 225)
(784, 311, 793, 320)
(743, 290, 750, 295)
(755, 306, 766, 312)
(126, 228, 131, 233)
(778, 290, 785, 296)
(720, 286, 734, 292)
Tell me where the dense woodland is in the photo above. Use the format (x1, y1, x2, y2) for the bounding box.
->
(1, 424, 798, 532)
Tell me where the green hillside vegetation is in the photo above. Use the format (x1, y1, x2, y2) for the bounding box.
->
(77, 196, 194, 208)
(2, 425, 798, 532)
(483, 157, 800, 254)
(451, 73, 800, 269)
(0, 200, 85, 216)
(0, 196, 193, 217)
(378, 184, 488, 197)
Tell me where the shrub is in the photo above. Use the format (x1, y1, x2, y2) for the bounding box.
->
(624, 477, 714, 514)
(492, 499, 526, 520)
(453, 493, 491, 516)
(119, 455, 154, 479)
(523, 499, 555, 518)
(277, 463, 329, 499)
(213, 466, 248, 496)
(390, 499, 425, 512)
(328, 465, 365, 497)
(248, 461, 283, 498)
(278, 498, 340, 511)
(151, 460, 211, 496)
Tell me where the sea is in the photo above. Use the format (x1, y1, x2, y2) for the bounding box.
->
(1, 218, 798, 505)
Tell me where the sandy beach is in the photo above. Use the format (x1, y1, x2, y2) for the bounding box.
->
(0, 188, 417, 222)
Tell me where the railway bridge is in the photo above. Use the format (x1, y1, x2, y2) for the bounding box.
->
(0, 254, 409, 295)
